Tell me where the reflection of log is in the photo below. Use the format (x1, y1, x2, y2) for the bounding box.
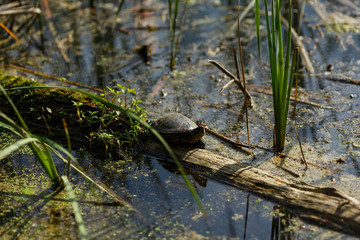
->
(144, 142, 360, 237)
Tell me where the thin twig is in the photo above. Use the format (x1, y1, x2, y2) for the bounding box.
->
(91, 17, 131, 35)
(208, 60, 252, 101)
(297, 0, 306, 32)
(0, 23, 21, 42)
(220, 79, 234, 92)
(172, 0, 189, 70)
(147, 75, 170, 101)
(236, 0, 253, 157)
(62, 118, 71, 179)
(7, 64, 104, 93)
(201, 125, 253, 154)
(325, 76, 360, 85)
(0, 7, 41, 16)
(272, 160, 301, 177)
(234, 50, 253, 154)
(243, 195, 250, 239)
(248, 86, 337, 110)
(292, 48, 308, 171)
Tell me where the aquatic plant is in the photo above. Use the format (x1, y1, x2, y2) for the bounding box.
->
(0, 84, 72, 189)
(168, 0, 179, 70)
(255, 0, 297, 152)
(168, 0, 188, 70)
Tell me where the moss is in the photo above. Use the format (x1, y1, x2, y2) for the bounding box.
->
(0, 72, 147, 159)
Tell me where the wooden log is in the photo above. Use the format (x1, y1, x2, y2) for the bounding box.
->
(144, 142, 360, 237)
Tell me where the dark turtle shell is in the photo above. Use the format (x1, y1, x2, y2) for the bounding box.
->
(151, 113, 205, 144)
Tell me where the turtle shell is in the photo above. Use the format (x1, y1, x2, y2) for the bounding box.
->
(151, 113, 205, 144)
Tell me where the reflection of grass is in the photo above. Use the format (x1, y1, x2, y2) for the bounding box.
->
(255, 0, 298, 152)
(62, 176, 88, 240)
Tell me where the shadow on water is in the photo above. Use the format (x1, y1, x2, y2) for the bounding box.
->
(1, 0, 360, 239)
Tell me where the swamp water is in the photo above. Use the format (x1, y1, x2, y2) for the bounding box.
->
(1, 0, 360, 239)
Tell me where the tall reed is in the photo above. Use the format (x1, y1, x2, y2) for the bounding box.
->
(255, 0, 296, 152)
(168, 0, 188, 70)
(168, 0, 179, 70)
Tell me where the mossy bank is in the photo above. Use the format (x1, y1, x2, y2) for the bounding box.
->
(0, 73, 147, 159)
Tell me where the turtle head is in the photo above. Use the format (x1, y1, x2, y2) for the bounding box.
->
(186, 126, 205, 144)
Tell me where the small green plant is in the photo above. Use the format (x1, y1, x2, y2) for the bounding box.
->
(105, 83, 136, 108)
(90, 84, 148, 152)
(255, 0, 297, 152)
(72, 101, 84, 124)
(98, 132, 114, 157)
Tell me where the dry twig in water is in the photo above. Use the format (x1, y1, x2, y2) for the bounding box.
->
(208, 60, 252, 103)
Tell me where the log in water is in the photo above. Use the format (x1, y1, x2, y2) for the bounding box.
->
(144, 142, 360, 237)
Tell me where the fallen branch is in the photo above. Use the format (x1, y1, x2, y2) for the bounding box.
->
(144, 142, 360, 237)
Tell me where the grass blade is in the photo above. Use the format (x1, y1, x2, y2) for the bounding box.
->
(62, 118, 72, 178)
(283, 0, 293, 109)
(169, 0, 180, 70)
(0, 84, 30, 132)
(0, 113, 23, 137)
(0, 137, 39, 160)
(27, 142, 57, 182)
(261, 0, 297, 151)
(255, 0, 261, 62)
(62, 176, 88, 240)
(59, 153, 137, 211)
(1, 83, 63, 187)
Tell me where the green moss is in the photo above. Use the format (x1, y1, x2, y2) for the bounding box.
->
(0, 72, 148, 159)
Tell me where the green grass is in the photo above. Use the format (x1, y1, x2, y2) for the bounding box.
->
(0, 84, 71, 189)
(255, 0, 297, 152)
(168, 0, 188, 70)
(168, 0, 180, 70)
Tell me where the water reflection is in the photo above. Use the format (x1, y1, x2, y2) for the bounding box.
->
(270, 206, 296, 240)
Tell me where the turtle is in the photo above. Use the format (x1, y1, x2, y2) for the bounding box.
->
(151, 113, 205, 146)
